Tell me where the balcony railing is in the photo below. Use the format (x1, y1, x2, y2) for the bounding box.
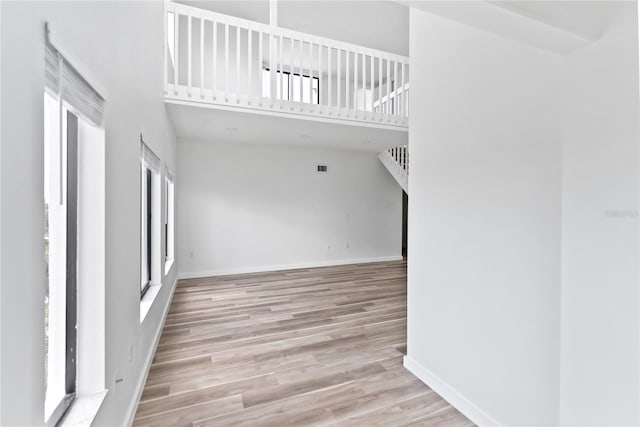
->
(164, 2, 410, 128)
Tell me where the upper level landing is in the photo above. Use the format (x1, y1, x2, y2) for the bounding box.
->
(164, 2, 410, 132)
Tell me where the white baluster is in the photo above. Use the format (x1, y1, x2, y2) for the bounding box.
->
(247, 26, 251, 104)
(378, 56, 382, 119)
(269, 33, 275, 106)
(401, 62, 406, 118)
(346, 50, 350, 114)
(164, 7, 168, 94)
(224, 23, 229, 102)
(370, 55, 374, 116)
(362, 53, 366, 113)
(299, 39, 304, 111)
(258, 30, 263, 105)
(308, 39, 313, 109)
(187, 14, 192, 96)
(386, 58, 391, 117)
(174, 11, 179, 95)
(200, 16, 204, 98)
(317, 41, 322, 112)
(393, 61, 398, 118)
(293, 37, 297, 110)
(279, 35, 284, 107)
(337, 49, 341, 113)
(328, 46, 332, 112)
(212, 19, 217, 100)
(354, 52, 358, 116)
(236, 25, 241, 103)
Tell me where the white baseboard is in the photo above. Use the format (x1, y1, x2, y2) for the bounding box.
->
(124, 278, 178, 427)
(403, 355, 501, 427)
(177, 255, 404, 280)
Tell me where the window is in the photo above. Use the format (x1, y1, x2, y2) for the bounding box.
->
(164, 171, 175, 273)
(261, 68, 319, 104)
(44, 94, 78, 427)
(44, 28, 106, 427)
(141, 142, 161, 298)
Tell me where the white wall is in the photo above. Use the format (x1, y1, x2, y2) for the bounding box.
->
(407, 8, 563, 425)
(408, 3, 640, 426)
(177, 140, 402, 277)
(559, 5, 640, 424)
(0, 2, 177, 426)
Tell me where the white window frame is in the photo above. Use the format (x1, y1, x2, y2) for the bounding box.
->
(44, 93, 107, 427)
(44, 25, 108, 425)
(164, 169, 175, 275)
(140, 140, 162, 298)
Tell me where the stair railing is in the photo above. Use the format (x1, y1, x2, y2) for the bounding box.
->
(164, 1, 410, 126)
(389, 145, 408, 174)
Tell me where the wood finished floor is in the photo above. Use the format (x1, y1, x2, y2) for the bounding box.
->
(133, 260, 473, 426)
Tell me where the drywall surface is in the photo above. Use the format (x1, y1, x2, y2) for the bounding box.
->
(559, 5, 640, 424)
(0, 2, 177, 425)
(177, 140, 402, 277)
(407, 8, 563, 425)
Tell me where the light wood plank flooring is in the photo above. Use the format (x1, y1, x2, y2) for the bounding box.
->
(134, 260, 473, 426)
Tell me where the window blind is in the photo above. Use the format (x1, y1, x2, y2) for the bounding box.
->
(45, 24, 105, 127)
(141, 137, 161, 173)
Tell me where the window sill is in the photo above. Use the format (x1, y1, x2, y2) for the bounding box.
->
(60, 390, 107, 427)
(164, 258, 175, 276)
(140, 282, 162, 323)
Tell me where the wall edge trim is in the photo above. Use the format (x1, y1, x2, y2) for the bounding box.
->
(124, 277, 179, 427)
(403, 355, 503, 427)
(177, 255, 404, 279)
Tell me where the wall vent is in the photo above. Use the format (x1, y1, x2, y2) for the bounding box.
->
(317, 165, 328, 172)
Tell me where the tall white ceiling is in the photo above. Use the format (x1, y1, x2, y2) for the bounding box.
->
(404, 0, 632, 54)
(488, 1, 630, 41)
(176, 0, 409, 56)
(175, 0, 630, 55)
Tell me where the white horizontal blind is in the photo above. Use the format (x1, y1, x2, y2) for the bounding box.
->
(141, 138, 161, 173)
(44, 27, 105, 126)
(165, 167, 175, 183)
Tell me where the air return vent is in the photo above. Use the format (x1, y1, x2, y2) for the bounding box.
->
(317, 165, 328, 172)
